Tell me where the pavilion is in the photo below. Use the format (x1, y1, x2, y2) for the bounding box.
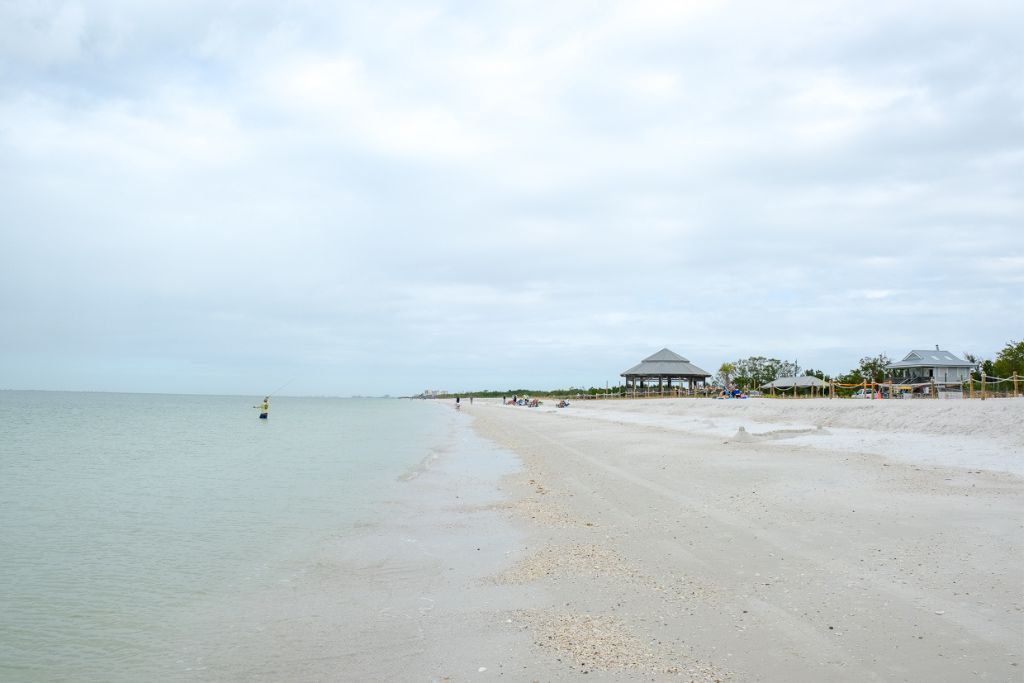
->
(621, 348, 712, 397)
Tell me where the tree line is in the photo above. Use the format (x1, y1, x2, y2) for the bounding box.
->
(962, 340, 1024, 380)
(718, 339, 1023, 390)
(419, 341, 1023, 398)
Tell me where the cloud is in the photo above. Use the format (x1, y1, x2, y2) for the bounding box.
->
(1, 0, 1022, 394)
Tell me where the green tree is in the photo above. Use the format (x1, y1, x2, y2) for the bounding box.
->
(857, 353, 892, 383)
(731, 356, 768, 390)
(730, 356, 800, 390)
(766, 358, 800, 380)
(718, 362, 736, 387)
(803, 368, 831, 381)
(992, 340, 1024, 377)
(838, 369, 865, 385)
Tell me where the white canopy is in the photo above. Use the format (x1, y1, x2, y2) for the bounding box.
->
(761, 376, 826, 390)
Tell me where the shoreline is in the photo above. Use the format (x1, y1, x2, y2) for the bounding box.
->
(187, 402, 554, 681)
(463, 397, 1023, 680)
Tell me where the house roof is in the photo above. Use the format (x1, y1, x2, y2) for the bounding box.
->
(885, 349, 974, 369)
(621, 348, 712, 378)
(761, 376, 826, 389)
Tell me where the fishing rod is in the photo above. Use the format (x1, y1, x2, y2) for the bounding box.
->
(267, 377, 296, 397)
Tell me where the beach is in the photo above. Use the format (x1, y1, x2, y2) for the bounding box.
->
(4, 393, 1020, 681)
(458, 397, 1023, 681)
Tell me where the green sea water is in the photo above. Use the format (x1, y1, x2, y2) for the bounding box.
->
(0, 391, 487, 681)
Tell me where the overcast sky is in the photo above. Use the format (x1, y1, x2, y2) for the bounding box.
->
(1, 1, 1021, 396)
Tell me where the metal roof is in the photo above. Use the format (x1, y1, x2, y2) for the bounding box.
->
(621, 348, 711, 378)
(642, 348, 691, 363)
(885, 349, 974, 369)
(761, 376, 826, 389)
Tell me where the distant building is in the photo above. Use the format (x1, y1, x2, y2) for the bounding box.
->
(620, 348, 712, 396)
(885, 347, 975, 385)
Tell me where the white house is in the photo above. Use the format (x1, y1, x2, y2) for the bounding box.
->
(885, 347, 975, 384)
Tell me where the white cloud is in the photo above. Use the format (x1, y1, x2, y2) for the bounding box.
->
(1, 0, 1022, 394)
(0, 0, 87, 67)
(857, 289, 895, 300)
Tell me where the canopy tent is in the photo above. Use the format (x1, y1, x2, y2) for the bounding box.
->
(761, 376, 826, 390)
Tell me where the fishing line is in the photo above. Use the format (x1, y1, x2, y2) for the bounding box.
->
(268, 377, 296, 396)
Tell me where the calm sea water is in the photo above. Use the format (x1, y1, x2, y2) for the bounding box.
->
(0, 391, 467, 681)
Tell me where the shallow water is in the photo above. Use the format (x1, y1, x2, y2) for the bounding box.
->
(0, 392, 498, 681)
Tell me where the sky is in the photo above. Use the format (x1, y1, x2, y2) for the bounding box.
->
(1, 0, 1022, 396)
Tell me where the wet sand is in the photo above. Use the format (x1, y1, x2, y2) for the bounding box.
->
(463, 397, 1023, 681)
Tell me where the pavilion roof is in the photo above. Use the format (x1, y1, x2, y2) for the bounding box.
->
(620, 348, 712, 378)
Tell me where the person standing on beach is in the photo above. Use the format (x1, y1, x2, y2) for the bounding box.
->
(256, 396, 269, 419)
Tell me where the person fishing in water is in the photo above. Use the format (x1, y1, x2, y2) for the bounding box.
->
(254, 379, 293, 420)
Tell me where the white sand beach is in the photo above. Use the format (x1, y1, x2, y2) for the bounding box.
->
(461, 397, 1023, 681)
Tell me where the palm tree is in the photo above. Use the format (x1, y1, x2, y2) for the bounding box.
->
(718, 362, 736, 388)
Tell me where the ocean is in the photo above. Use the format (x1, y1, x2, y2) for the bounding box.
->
(0, 391, 512, 681)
